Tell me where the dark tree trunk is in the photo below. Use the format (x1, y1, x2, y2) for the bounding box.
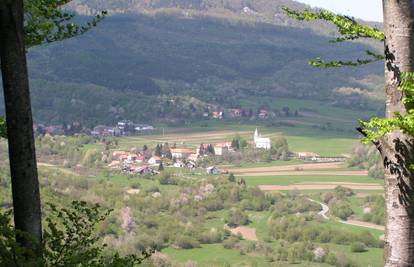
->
(0, 0, 42, 251)
(382, 1, 414, 266)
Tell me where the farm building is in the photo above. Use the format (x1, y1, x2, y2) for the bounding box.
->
(148, 156, 162, 165)
(206, 166, 228, 174)
(171, 148, 194, 159)
(214, 142, 231, 155)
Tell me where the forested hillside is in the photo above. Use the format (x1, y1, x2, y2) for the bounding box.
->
(0, 0, 384, 125)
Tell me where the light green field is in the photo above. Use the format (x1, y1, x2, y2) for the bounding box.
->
(328, 243, 383, 267)
(242, 175, 384, 187)
(163, 244, 267, 266)
(163, 243, 334, 267)
(117, 118, 360, 156)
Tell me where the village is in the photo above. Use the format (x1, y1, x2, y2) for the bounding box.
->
(105, 128, 344, 177)
(107, 128, 273, 176)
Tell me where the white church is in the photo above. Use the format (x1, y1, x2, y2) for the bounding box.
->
(254, 128, 271, 150)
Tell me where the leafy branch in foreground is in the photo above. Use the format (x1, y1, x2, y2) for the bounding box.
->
(0, 201, 153, 266)
(283, 7, 414, 146)
(360, 72, 414, 143)
(282, 7, 384, 67)
(308, 50, 384, 68)
(0, 1, 108, 140)
(24, 0, 107, 48)
(0, 118, 6, 139)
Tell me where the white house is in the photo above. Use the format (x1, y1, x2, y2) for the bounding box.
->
(214, 143, 231, 156)
(148, 156, 162, 165)
(171, 148, 194, 159)
(254, 128, 271, 150)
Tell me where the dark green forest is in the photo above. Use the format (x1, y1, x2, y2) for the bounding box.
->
(0, 0, 384, 125)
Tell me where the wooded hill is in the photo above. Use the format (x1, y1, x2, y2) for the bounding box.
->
(0, 0, 384, 125)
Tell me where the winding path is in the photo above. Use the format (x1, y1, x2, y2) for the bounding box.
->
(307, 198, 384, 231)
(307, 198, 329, 219)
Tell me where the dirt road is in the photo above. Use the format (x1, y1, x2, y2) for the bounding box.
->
(308, 198, 385, 231)
(224, 225, 258, 241)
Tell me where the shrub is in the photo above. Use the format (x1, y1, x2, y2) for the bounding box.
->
(222, 236, 239, 249)
(226, 208, 249, 227)
(333, 186, 354, 199)
(199, 228, 223, 244)
(158, 171, 177, 185)
(350, 242, 367, 253)
(331, 201, 354, 220)
(130, 182, 141, 189)
(174, 236, 200, 249)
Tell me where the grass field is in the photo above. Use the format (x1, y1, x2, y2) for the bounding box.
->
(242, 175, 383, 187)
(163, 244, 267, 266)
(118, 117, 360, 156)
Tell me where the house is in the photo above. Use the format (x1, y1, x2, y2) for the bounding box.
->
(186, 160, 197, 169)
(227, 108, 243, 118)
(214, 143, 231, 156)
(117, 120, 134, 131)
(127, 154, 138, 162)
(173, 161, 184, 168)
(254, 128, 271, 150)
(135, 124, 155, 132)
(171, 148, 194, 159)
(188, 153, 199, 162)
(112, 151, 129, 160)
(45, 125, 64, 135)
(212, 111, 223, 119)
(92, 125, 120, 136)
(296, 152, 319, 160)
(206, 166, 228, 175)
(148, 156, 162, 165)
(258, 110, 269, 120)
(136, 155, 145, 163)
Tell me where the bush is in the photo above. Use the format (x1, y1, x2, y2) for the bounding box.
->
(226, 208, 249, 227)
(334, 186, 354, 199)
(222, 236, 239, 249)
(350, 242, 367, 253)
(158, 171, 177, 185)
(174, 236, 200, 249)
(130, 182, 141, 189)
(199, 228, 223, 244)
(331, 201, 354, 220)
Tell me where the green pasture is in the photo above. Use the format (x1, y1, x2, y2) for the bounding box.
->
(163, 244, 267, 266)
(329, 243, 383, 267)
(242, 175, 384, 187)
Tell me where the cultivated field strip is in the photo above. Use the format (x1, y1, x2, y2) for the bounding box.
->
(229, 162, 345, 173)
(238, 170, 368, 177)
(259, 183, 383, 191)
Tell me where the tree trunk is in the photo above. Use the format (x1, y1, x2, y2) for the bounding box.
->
(382, 1, 414, 266)
(0, 0, 42, 251)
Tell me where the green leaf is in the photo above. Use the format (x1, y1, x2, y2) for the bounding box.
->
(282, 7, 384, 68)
(0, 117, 6, 139)
(24, 0, 107, 48)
